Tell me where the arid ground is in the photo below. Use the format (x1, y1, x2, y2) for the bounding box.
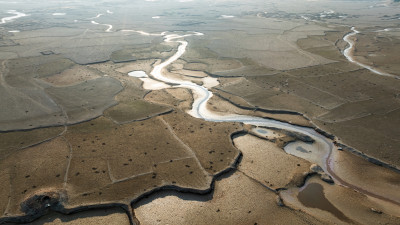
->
(0, 0, 399, 224)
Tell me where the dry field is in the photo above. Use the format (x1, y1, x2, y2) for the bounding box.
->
(0, 0, 400, 224)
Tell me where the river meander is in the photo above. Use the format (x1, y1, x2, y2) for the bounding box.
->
(127, 31, 399, 206)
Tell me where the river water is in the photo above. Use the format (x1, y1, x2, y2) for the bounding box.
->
(143, 32, 333, 174)
(0, 10, 27, 24)
(129, 31, 399, 206)
(343, 27, 399, 79)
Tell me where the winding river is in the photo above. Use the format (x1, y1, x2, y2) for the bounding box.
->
(151, 32, 333, 172)
(91, 20, 113, 32)
(343, 27, 399, 79)
(128, 31, 399, 205)
(0, 10, 27, 24)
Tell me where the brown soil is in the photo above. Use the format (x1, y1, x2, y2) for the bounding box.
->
(234, 134, 311, 189)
